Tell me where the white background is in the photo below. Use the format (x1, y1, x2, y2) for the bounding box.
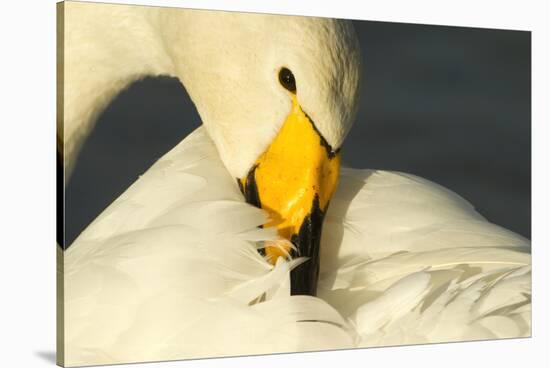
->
(0, 0, 547, 367)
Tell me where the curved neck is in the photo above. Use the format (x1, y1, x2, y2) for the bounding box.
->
(60, 3, 342, 181)
(60, 2, 199, 180)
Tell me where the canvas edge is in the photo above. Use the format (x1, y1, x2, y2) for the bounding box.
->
(56, 1, 66, 367)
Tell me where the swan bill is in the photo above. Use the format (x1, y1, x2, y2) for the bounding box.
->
(239, 96, 341, 296)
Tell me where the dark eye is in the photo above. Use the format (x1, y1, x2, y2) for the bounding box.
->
(278, 67, 296, 93)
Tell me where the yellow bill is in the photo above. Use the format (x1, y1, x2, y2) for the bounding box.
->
(239, 95, 341, 296)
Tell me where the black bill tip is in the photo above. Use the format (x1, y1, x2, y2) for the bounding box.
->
(289, 195, 325, 296)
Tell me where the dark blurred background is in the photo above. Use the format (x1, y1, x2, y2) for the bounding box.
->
(64, 20, 531, 248)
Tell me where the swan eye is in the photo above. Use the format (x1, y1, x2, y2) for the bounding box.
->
(278, 67, 296, 93)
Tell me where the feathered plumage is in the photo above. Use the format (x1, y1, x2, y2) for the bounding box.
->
(63, 128, 531, 366)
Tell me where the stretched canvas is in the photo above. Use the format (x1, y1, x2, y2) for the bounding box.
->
(57, 1, 532, 366)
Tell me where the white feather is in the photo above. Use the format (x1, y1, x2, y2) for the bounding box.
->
(63, 129, 531, 365)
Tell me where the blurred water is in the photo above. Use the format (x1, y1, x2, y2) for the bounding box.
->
(64, 20, 531, 247)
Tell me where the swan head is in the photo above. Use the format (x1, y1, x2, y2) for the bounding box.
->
(175, 13, 361, 177)
(173, 12, 361, 295)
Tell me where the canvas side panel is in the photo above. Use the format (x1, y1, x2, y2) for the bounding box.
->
(56, 1, 65, 367)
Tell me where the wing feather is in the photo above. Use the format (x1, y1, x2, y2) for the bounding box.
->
(64, 130, 531, 365)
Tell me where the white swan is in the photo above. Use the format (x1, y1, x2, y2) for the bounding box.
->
(58, 2, 531, 367)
